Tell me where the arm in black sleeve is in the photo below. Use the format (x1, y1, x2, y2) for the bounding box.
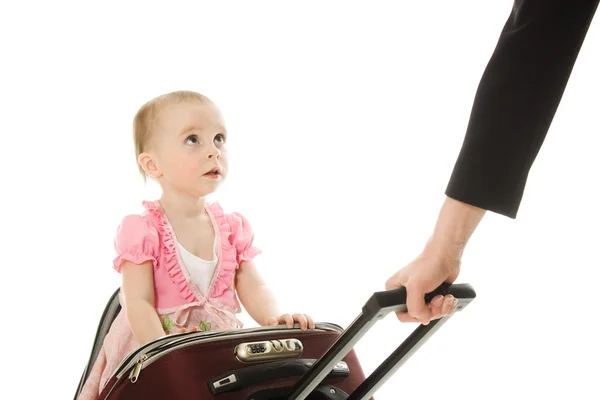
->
(445, 0, 598, 219)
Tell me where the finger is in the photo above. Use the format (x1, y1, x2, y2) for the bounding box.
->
(428, 295, 445, 320)
(406, 281, 431, 325)
(293, 313, 308, 330)
(443, 296, 458, 317)
(305, 314, 315, 329)
(268, 317, 279, 326)
(282, 314, 294, 328)
(395, 311, 421, 323)
(440, 295, 455, 317)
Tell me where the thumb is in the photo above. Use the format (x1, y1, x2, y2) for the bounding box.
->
(406, 280, 431, 324)
(386, 268, 430, 322)
(407, 263, 453, 324)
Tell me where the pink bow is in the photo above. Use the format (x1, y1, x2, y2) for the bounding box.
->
(172, 298, 242, 330)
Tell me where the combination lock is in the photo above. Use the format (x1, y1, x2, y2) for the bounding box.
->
(234, 338, 303, 363)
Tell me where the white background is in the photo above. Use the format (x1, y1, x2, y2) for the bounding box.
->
(1, 1, 599, 399)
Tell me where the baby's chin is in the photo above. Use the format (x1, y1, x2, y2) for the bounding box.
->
(197, 178, 226, 196)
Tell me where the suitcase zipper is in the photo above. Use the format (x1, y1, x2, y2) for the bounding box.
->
(118, 323, 342, 384)
(129, 354, 147, 383)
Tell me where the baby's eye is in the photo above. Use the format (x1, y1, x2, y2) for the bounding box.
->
(214, 133, 226, 144)
(185, 135, 199, 145)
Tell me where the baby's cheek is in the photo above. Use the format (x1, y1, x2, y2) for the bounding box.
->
(181, 159, 202, 174)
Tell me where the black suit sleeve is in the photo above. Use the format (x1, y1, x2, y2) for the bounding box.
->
(445, 0, 598, 218)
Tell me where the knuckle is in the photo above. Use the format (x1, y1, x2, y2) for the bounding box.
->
(406, 279, 423, 293)
(386, 272, 407, 290)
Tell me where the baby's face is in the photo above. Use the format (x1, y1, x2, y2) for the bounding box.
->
(150, 100, 228, 197)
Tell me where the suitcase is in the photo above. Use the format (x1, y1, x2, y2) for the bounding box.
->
(75, 283, 476, 400)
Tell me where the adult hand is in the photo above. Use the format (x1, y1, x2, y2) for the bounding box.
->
(387, 196, 485, 324)
(385, 251, 460, 325)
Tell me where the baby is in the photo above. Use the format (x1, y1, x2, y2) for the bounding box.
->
(78, 90, 314, 399)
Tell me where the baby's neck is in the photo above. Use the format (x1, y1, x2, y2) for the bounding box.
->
(158, 193, 207, 220)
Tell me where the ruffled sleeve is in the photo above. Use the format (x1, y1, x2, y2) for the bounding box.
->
(112, 214, 160, 273)
(227, 212, 262, 265)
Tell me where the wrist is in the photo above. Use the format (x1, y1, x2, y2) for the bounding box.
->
(259, 302, 281, 326)
(422, 234, 465, 269)
(425, 196, 486, 262)
(261, 313, 279, 327)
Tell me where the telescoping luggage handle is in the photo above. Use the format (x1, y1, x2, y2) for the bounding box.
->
(285, 282, 476, 400)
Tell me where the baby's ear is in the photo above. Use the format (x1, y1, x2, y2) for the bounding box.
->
(138, 152, 162, 178)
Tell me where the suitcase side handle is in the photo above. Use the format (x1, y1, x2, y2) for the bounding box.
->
(285, 282, 477, 400)
(207, 358, 350, 395)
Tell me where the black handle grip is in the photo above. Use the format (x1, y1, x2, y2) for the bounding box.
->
(362, 282, 476, 319)
(285, 283, 477, 400)
(208, 358, 350, 395)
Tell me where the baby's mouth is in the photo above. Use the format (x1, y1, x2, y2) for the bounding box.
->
(203, 167, 220, 176)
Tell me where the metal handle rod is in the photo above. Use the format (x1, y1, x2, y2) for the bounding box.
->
(285, 312, 375, 400)
(347, 317, 450, 400)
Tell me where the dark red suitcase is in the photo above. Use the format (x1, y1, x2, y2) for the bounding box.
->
(75, 283, 476, 400)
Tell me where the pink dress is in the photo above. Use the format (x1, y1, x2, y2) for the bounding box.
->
(78, 201, 261, 400)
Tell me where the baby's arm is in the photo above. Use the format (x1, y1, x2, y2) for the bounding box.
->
(235, 260, 281, 326)
(235, 261, 315, 330)
(121, 260, 165, 344)
(230, 211, 313, 330)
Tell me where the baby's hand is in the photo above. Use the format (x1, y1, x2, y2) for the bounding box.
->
(267, 313, 315, 331)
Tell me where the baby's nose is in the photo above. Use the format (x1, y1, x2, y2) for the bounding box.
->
(206, 146, 221, 159)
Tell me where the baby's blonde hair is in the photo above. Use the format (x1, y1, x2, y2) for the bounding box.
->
(133, 90, 213, 180)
